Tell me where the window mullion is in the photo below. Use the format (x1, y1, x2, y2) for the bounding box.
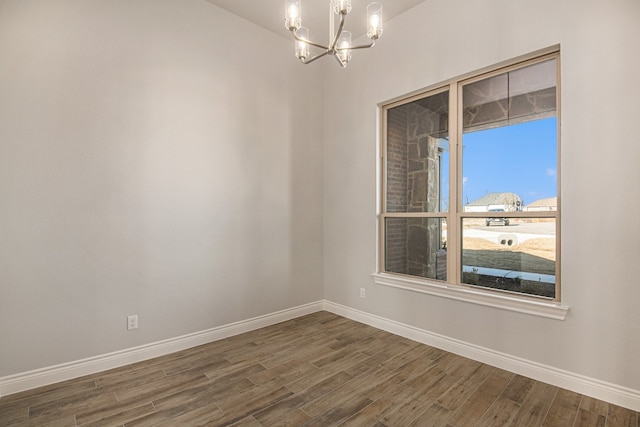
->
(448, 82, 460, 285)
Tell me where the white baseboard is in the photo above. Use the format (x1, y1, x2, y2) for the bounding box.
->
(323, 300, 640, 412)
(3, 300, 638, 412)
(0, 301, 323, 398)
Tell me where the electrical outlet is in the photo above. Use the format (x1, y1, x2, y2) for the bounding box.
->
(127, 315, 138, 330)
(359, 288, 366, 299)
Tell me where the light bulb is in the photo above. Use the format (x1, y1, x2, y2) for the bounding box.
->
(295, 27, 309, 61)
(367, 2, 383, 39)
(337, 31, 352, 64)
(288, 4, 298, 19)
(370, 14, 379, 29)
(285, 0, 301, 31)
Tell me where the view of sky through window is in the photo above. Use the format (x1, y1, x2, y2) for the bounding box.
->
(462, 117, 557, 207)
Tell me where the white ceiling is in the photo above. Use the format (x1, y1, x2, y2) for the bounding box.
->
(205, 0, 426, 41)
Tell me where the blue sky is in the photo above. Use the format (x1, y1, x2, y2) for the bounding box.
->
(461, 117, 558, 206)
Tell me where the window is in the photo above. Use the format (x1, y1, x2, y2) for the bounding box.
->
(376, 51, 565, 317)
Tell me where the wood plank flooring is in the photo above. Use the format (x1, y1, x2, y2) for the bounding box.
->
(1, 311, 638, 426)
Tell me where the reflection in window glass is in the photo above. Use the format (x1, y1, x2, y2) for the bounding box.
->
(385, 217, 447, 281)
(461, 218, 556, 298)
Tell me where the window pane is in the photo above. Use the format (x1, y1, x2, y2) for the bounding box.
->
(461, 217, 556, 298)
(380, 53, 560, 302)
(386, 91, 449, 213)
(385, 217, 447, 280)
(462, 59, 557, 212)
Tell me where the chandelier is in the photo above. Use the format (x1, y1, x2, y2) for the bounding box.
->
(284, 0, 383, 68)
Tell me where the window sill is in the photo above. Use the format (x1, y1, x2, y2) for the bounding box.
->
(371, 273, 569, 320)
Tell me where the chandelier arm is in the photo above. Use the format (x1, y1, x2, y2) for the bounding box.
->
(334, 53, 347, 68)
(291, 30, 329, 51)
(303, 50, 331, 65)
(329, 12, 347, 51)
(336, 40, 376, 51)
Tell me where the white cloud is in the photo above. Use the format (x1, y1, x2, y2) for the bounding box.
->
(462, 176, 469, 185)
(546, 168, 557, 178)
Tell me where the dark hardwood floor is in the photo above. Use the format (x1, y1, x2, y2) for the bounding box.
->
(0, 311, 638, 426)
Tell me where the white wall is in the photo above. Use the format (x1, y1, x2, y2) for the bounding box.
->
(323, 0, 640, 392)
(0, 0, 324, 376)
